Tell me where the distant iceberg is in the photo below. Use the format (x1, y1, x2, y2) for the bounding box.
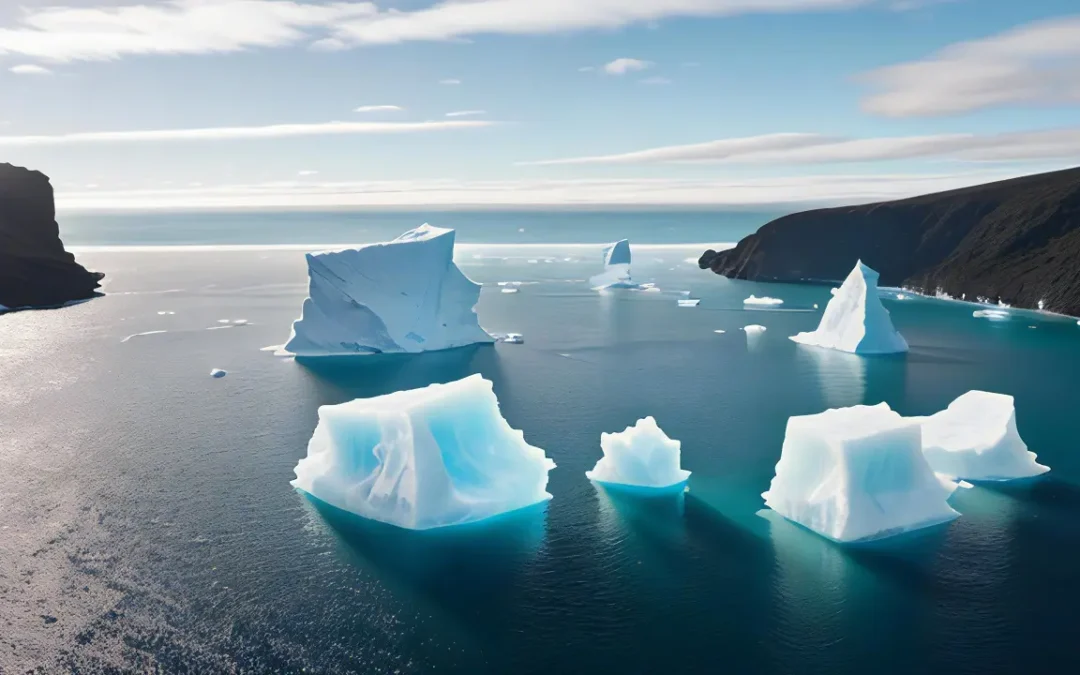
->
(917, 391, 1049, 481)
(791, 260, 908, 355)
(763, 403, 959, 543)
(590, 239, 639, 289)
(677, 298, 700, 307)
(284, 224, 493, 357)
(586, 417, 690, 490)
(973, 309, 1010, 321)
(744, 295, 783, 306)
(292, 375, 556, 530)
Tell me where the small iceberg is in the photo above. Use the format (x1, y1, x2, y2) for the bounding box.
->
(210, 369, 227, 378)
(742, 324, 766, 334)
(292, 375, 556, 530)
(586, 417, 690, 490)
(762, 403, 959, 543)
(791, 260, 908, 355)
(917, 391, 1049, 481)
(677, 298, 700, 307)
(590, 239, 639, 289)
(494, 332, 525, 344)
(973, 309, 1010, 321)
(744, 295, 783, 306)
(501, 288, 519, 294)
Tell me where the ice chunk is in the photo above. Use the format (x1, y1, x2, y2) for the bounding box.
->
(677, 298, 700, 307)
(762, 403, 959, 543)
(501, 288, 519, 294)
(284, 224, 493, 357)
(917, 391, 1049, 481)
(590, 239, 639, 289)
(973, 309, 1010, 321)
(210, 369, 227, 378)
(742, 324, 766, 333)
(744, 295, 783, 306)
(714, 329, 726, 334)
(292, 375, 555, 530)
(494, 332, 524, 344)
(586, 417, 690, 490)
(791, 261, 908, 355)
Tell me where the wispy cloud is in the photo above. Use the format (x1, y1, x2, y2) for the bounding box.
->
(9, 64, 52, 75)
(439, 78, 462, 85)
(860, 15, 1080, 116)
(518, 128, 1080, 165)
(53, 169, 1046, 211)
(445, 110, 487, 117)
(0, 119, 494, 147)
(0, 1, 871, 62)
(602, 58, 652, 75)
(354, 105, 403, 113)
(298, 170, 320, 176)
(640, 76, 672, 85)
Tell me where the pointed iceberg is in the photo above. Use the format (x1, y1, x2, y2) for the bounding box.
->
(586, 416, 690, 490)
(791, 260, 908, 355)
(762, 403, 959, 543)
(590, 239, 638, 289)
(292, 375, 556, 530)
(918, 391, 1049, 481)
(284, 224, 493, 356)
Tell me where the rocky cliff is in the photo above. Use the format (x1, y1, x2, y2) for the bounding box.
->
(0, 163, 103, 310)
(700, 167, 1080, 314)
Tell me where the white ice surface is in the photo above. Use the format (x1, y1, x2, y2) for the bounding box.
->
(743, 325, 766, 333)
(917, 391, 1049, 481)
(678, 298, 700, 307)
(292, 375, 556, 530)
(745, 295, 784, 306)
(791, 261, 908, 355)
(586, 417, 690, 489)
(284, 224, 493, 356)
(762, 403, 959, 543)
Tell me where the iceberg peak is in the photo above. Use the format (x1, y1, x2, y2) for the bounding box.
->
(591, 239, 637, 289)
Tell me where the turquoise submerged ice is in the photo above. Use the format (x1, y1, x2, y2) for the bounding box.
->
(791, 260, 908, 355)
(918, 391, 1049, 481)
(763, 403, 959, 543)
(291, 375, 556, 530)
(284, 224, 493, 356)
(586, 416, 690, 489)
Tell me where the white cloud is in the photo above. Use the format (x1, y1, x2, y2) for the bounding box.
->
(0, 1, 871, 62)
(439, 78, 461, 85)
(861, 15, 1080, 116)
(602, 58, 652, 75)
(354, 104, 403, 113)
(0, 119, 494, 147)
(640, 76, 671, 85)
(518, 128, 1080, 165)
(9, 64, 52, 74)
(445, 110, 486, 117)
(298, 170, 320, 176)
(53, 169, 1046, 211)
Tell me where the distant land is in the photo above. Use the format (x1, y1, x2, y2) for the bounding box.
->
(700, 167, 1080, 315)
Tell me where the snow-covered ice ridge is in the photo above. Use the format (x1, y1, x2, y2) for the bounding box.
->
(763, 403, 959, 543)
(792, 260, 908, 355)
(292, 375, 556, 530)
(586, 417, 690, 490)
(284, 224, 494, 357)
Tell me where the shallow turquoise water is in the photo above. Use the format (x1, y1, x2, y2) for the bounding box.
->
(2, 244, 1079, 673)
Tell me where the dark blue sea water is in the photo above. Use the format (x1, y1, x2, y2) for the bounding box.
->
(3, 217, 1080, 673)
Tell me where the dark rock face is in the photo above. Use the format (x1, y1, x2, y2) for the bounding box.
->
(0, 163, 103, 309)
(703, 167, 1080, 314)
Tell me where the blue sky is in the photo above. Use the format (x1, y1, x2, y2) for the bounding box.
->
(0, 0, 1078, 209)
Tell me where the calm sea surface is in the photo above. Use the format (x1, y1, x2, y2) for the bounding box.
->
(2, 210, 1079, 673)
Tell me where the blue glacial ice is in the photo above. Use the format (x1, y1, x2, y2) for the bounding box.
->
(917, 391, 1049, 481)
(586, 416, 690, 490)
(590, 239, 639, 289)
(791, 261, 908, 355)
(292, 375, 556, 530)
(762, 403, 959, 543)
(283, 224, 493, 357)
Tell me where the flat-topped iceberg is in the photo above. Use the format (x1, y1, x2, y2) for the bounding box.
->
(586, 416, 690, 490)
(918, 391, 1049, 481)
(745, 295, 783, 306)
(791, 260, 908, 355)
(590, 239, 638, 289)
(292, 375, 556, 530)
(284, 224, 493, 357)
(762, 403, 959, 543)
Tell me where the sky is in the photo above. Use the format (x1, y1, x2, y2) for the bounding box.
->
(0, 0, 1078, 209)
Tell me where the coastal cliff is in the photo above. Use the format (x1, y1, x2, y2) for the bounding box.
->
(0, 163, 103, 310)
(700, 167, 1080, 314)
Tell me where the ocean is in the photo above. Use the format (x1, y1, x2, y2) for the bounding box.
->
(3, 209, 1079, 674)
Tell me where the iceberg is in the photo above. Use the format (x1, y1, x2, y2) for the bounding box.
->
(210, 368, 227, 378)
(744, 295, 783, 306)
(590, 239, 638, 289)
(917, 391, 1049, 481)
(284, 225, 493, 357)
(743, 324, 766, 333)
(494, 332, 525, 344)
(677, 298, 700, 307)
(586, 417, 690, 490)
(973, 309, 1010, 321)
(791, 261, 908, 355)
(762, 403, 959, 543)
(292, 375, 556, 530)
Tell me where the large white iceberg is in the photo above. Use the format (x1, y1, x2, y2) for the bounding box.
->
(586, 416, 690, 489)
(762, 403, 959, 543)
(791, 261, 908, 355)
(918, 391, 1049, 481)
(590, 239, 638, 289)
(284, 225, 493, 356)
(292, 375, 556, 530)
